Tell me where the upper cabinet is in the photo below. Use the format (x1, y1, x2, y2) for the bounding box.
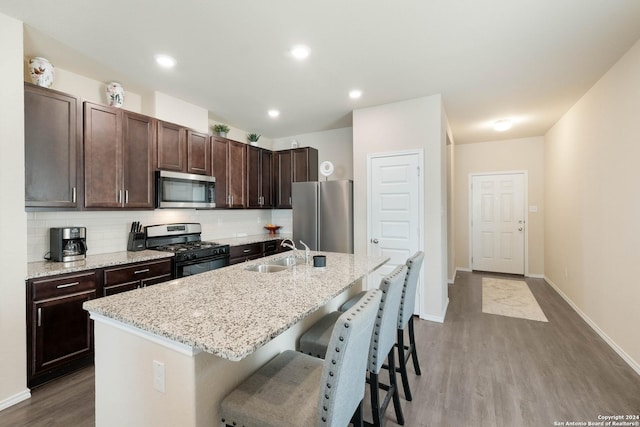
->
(157, 121, 210, 175)
(247, 146, 273, 208)
(84, 102, 155, 209)
(24, 83, 82, 209)
(274, 147, 318, 208)
(211, 136, 247, 208)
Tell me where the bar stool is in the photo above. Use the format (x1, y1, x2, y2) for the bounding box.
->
(299, 264, 408, 427)
(220, 289, 382, 427)
(341, 251, 425, 401)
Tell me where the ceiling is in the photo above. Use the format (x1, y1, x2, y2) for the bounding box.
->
(2, 0, 640, 143)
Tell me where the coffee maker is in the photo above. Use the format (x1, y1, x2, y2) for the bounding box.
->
(50, 227, 87, 262)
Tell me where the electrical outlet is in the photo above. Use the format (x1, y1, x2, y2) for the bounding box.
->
(153, 360, 165, 393)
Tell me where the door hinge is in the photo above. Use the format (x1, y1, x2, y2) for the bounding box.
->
(417, 166, 420, 177)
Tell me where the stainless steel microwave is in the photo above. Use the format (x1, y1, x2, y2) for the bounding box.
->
(155, 171, 216, 209)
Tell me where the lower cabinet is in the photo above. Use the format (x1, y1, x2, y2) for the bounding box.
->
(26, 258, 174, 387)
(102, 258, 173, 296)
(229, 239, 290, 265)
(27, 271, 98, 388)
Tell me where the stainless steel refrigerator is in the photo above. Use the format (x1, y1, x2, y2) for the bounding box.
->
(292, 180, 354, 253)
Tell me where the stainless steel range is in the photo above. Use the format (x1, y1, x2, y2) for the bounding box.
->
(145, 223, 230, 277)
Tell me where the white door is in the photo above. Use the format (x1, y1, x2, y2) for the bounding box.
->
(368, 152, 422, 313)
(471, 173, 525, 275)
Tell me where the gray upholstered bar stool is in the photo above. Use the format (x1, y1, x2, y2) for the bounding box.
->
(341, 251, 425, 401)
(220, 289, 382, 427)
(299, 264, 408, 427)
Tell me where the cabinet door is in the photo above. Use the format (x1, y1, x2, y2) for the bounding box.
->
(157, 121, 185, 172)
(33, 291, 96, 374)
(227, 140, 247, 208)
(84, 102, 122, 208)
(275, 150, 293, 208)
(246, 146, 261, 208)
(123, 111, 155, 208)
(292, 147, 319, 182)
(261, 149, 274, 208)
(24, 83, 82, 209)
(211, 136, 229, 207)
(187, 130, 211, 175)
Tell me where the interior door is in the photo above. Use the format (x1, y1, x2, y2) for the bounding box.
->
(471, 173, 525, 274)
(369, 152, 421, 312)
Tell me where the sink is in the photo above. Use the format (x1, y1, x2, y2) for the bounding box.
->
(269, 257, 306, 267)
(245, 264, 289, 273)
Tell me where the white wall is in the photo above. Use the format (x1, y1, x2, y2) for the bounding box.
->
(0, 13, 30, 410)
(272, 127, 354, 180)
(455, 137, 545, 276)
(353, 96, 449, 322)
(545, 39, 640, 373)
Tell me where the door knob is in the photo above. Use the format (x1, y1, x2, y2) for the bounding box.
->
(371, 238, 379, 244)
(518, 227, 523, 231)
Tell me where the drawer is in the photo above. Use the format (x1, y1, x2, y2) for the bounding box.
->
(103, 259, 173, 286)
(263, 240, 278, 253)
(229, 253, 262, 265)
(31, 271, 98, 301)
(229, 243, 261, 259)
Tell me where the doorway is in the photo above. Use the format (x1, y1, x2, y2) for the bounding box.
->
(368, 150, 423, 314)
(470, 172, 526, 275)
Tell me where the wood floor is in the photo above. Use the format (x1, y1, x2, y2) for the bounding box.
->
(1, 271, 639, 426)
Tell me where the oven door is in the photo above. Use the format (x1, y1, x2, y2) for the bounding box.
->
(176, 255, 230, 278)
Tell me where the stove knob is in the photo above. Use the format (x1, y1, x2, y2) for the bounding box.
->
(189, 253, 196, 260)
(213, 248, 219, 255)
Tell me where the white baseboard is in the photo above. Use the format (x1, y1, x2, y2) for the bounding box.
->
(526, 273, 544, 279)
(544, 276, 640, 377)
(449, 267, 471, 284)
(420, 298, 449, 323)
(0, 389, 30, 411)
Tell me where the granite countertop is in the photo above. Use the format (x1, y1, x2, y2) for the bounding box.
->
(215, 233, 292, 246)
(27, 250, 174, 280)
(83, 252, 388, 361)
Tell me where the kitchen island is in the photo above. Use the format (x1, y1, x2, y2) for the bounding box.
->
(84, 251, 388, 427)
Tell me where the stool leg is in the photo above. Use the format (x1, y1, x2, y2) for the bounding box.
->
(370, 373, 382, 427)
(350, 400, 363, 427)
(396, 328, 413, 401)
(387, 348, 405, 425)
(408, 316, 421, 376)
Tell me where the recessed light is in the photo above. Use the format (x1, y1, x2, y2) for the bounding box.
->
(493, 119, 512, 132)
(349, 89, 362, 99)
(155, 54, 176, 68)
(268, 109, 280, 118)
(290, 45, 310, 60)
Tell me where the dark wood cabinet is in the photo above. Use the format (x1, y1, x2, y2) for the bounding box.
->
(157, 121, 186, 172)
(84, 102, 154, 209)
(24, 83, 82, 209)
(274, 147, 319, 208)
(247, 146, 273, 208)
(27, 271, 98, 387)
(102, 258, 173, 296)
(211, 136, 247, 208)
(229, 239, 290, 264)
(186, 130, 211, 175)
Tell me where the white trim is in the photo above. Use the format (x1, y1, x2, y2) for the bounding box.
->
(526, 273, 544, 279)
(0, 389, 31, 411)
(367, 149, 426, 317)
(89, 312, 202, 357)
(449, 267, 472, 284)
(544, 276, 640, 376)
(419, 298, 449, 323)
(468, 171, 529, 275)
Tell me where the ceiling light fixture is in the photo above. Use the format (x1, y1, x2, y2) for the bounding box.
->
(493, 119, 512, 132)
(349, 89, 362, 99)
(290, 45, 310, 60)
(155, 54, 176, 68)
(268, 109, 280, 118)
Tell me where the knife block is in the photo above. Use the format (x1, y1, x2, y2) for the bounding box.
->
(127, 232, 146, 252)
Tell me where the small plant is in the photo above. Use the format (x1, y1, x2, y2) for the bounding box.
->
(247, 133, 261, 142)
(212, 124, 230, 134)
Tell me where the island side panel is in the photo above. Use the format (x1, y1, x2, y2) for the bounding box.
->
(93, 284, 360, 427)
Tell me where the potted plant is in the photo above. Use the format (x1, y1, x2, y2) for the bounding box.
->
(247, 133, 261, 146)
(213, 124, 230, 138)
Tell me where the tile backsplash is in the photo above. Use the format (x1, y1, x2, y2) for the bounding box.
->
(27, 209, 292, 263)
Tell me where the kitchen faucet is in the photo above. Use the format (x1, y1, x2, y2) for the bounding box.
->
(280, 239, 300, 262)
(299, 241, 311, 265)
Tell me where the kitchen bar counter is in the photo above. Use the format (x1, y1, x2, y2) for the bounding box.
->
(215, 232, 292, 247)
(84, 251, 387, 427)
(84, 251, 386, 361)
(26, 250, 174, 279)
